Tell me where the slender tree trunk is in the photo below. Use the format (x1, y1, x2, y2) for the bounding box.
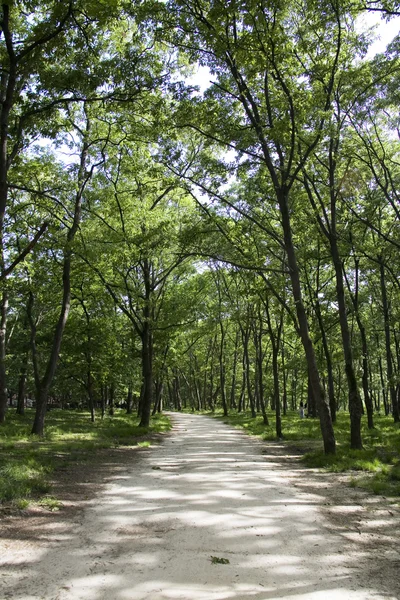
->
(281, 344, 287, 418)
(291, 368, 297, 411)
(255, 327, 269, 425)
(172, 371, 182, 411)
(101, 385, 106, 419)
(229, 330, 239, 409)
(126, 384, 133, 414)
(218, 321, 228, 417)
(329, 239, 362, 449)
(264, 297, 282, 435)
(139, 257, 153, 428)
(272, 346, 282, 438)
(152, 380, 163, 415)
(238, 344, 246, 412)
(279, 192, 335, 453)
(0, 5, 16, 424)
(31, 118, 91, 436)
(314, 297, 336, 422)
(31, 262, 72, 436)
(354, 313, 373, 429)
(78, 295, 95, 422)
(377, 356, 388, 415)
(108, 382, 115, 416)
(307, 371, 317, 418)
(244, 330, 256, 418)
(17, 358, 28, 415)
(139, 324, 153, 427)
(87, 366, 95, 422)
(379, 257, 399, 422)
(0, 290, 8, 422)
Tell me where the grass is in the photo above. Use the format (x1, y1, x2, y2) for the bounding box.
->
(38, 496, 63, 511)
(0, 408, 171, 507)
(207, 409, 400, 497)
(210, 556, 230, 565)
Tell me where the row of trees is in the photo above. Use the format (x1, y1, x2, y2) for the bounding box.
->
(0, 0, 399, 453)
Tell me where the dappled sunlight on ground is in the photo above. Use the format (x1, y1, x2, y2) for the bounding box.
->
(1, 413, 398, 599)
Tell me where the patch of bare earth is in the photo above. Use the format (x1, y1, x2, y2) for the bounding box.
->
(260, 441, 400, 598)
(0, 435, 168, 565)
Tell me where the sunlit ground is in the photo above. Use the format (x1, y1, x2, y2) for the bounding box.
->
(1, 413, 397, 599)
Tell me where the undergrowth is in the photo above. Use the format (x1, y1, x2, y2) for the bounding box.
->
(0, 409, 171, 507)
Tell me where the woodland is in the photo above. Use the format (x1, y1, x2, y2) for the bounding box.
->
(0, 0, 400, 460)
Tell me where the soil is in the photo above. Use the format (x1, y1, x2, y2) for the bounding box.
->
(1, 412, 399, 600)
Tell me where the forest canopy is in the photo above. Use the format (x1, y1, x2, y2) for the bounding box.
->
(1, 0, 400, 455)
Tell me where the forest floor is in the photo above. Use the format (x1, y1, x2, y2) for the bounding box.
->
(1, 412, 400, 600)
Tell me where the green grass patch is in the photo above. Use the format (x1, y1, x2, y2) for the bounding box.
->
(38, 496, 63, 511)
(210, 556, 230, 564)
(206, 409, 400, 497)
(0, 409, 171, 506)
(137, 440, 152, 448)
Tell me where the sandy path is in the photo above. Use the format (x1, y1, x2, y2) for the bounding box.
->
(1, 412, 399, 600)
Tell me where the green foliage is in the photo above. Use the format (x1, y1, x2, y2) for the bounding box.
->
(38, 496, 63, 511)
(0, 458, 51, 503)
(137, 440, 152, 447)
(0, 409, 171, 505)
(210, 556, 230, 565)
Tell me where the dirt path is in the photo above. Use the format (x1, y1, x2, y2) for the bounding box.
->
(1, 412, 400, 600)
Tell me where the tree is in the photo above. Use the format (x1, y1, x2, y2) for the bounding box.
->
(156, 0, 355, 451)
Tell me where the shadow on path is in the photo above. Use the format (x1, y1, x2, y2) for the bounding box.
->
(1, 413, 398, 600)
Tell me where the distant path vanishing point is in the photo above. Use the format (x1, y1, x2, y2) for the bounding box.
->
(2, 412, 398, 600)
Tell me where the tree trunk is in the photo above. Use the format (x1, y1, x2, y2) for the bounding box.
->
(329, 239, 362, 449)
(101, 385, 106, 419)
(256, 332, 269, 426)
(229, 330, 239, 409)
(314, 297, 336, 422)
(0, 290, 8, 422)
(108, 382, 115, 416)
(272, 346, 282, 438)
(219, 322, 228, 417)
(87, 366, 95, 422)
(279, 192, 335, 454)
(126, 384, 133, 414)
(307, 371, 317, 418)
(16, 353, 29, 416)
(281, 344, 287, 418)
(0, 5, 16, 424)
(139, 323, 153, 427)
(173, 371, 182, 411)
(139, 256, 153, 428)
(31, 117, 91, 436)
(238, 345, 246, 413)
(244, 333, 256, 418)
(152, 380, 163, 415)
(379, 257, 399, 422)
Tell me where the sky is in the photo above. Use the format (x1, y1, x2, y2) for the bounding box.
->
(187, 13, 400, 93)
(359, 12, 400, 58)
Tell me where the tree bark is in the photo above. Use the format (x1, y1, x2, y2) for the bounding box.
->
(379, 257, 399, 422)
(0, 290, 8, 422)
(279, 191, 335, 453)
(329, 240, 363, 448)
(343, 257, 374, 429)
(31, 117, 91, 436)
(126, 385, 133, 414)
(229, 330, 239, 409)
(313, 295, 336, 422)
(16, 351, 29, 416)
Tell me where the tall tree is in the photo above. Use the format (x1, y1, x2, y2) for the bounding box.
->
(159, 0, 357, 452)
